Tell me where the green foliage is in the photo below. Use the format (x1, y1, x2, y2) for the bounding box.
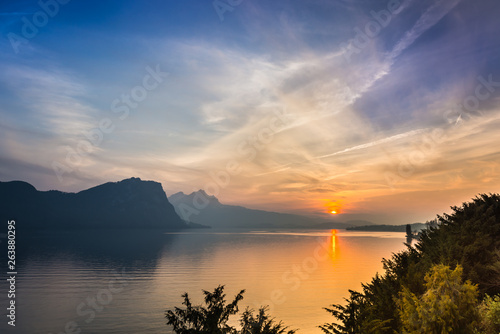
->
(398, 264, 479, 333)
(320, 290, 366, 334)
(477, 294, 500, 334)
(166, 286, 295, 334)
(321, 194, 500, 333)
(165, 285, 244, 334)
(415, 194, 500, 294)
(240, 307, 296, 334)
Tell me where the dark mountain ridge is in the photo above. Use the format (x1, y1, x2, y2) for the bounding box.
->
(0, 177, 186, 230)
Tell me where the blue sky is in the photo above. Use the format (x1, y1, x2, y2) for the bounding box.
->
(1, 0, 500, 224)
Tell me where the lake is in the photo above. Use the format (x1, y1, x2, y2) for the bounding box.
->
(0, 229, 409, 333)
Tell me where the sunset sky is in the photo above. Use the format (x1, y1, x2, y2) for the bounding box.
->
(1, 0, 500, 224)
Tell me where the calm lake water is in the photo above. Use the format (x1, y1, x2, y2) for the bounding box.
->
(0, 229, 409, 334)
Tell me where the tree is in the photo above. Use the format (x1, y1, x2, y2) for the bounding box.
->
(398, 264, 479, 334)
(165, 285, 244, 334)
(240, 307, 296, 334)
(320, 290, 367, 334)
(166, 286, 296, 334)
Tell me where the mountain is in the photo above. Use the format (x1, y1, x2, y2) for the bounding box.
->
(168, 190, 351, 229)
(346, 222, 427, 232)
(345, 219, 375, 226)
(0, 177, 187, 230)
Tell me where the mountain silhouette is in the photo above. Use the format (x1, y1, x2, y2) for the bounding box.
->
(168, 190, 351, 229)
(0, 177, 186, 230)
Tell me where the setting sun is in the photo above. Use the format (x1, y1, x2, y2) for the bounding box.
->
(324, 200, 343, 216)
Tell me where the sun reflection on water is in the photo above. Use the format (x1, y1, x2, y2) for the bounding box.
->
(330, 229, 337, 258)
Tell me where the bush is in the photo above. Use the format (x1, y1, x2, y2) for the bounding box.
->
(166, 285, 296, 334)
(398, 264, 479, 333)
(478, 294, 500, 334)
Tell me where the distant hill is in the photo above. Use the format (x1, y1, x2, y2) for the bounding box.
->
(345, 219, 376, 226)
(0, 177, 187, 230)
(168, 190, 351, 229)
(346, 223, 427, 232)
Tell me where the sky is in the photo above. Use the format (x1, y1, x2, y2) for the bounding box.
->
(1, 0, 500, 224)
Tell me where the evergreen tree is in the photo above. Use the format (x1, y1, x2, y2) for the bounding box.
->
(165, 285, 244, 334)
(240, 306, 296, 334)
(166, 286, 296, 334)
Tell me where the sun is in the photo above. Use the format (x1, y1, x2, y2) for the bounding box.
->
(324, 199, 343, 215)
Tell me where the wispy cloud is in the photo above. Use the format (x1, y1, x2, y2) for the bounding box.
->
(1, 64, 96, 138)
(351, 0, 463, 101)
(389, 0, 462, 62)
(314, 129, 427, 160)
